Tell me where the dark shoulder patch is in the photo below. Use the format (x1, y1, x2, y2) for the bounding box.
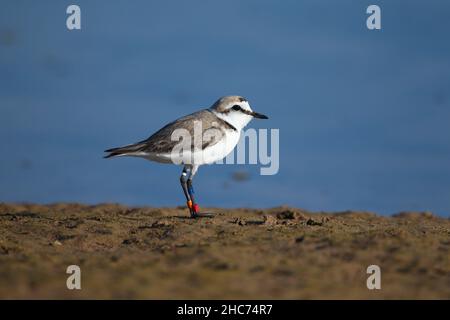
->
(215, 117, 237, 131)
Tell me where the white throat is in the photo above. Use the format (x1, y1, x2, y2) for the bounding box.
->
(212, 110, 253, 132)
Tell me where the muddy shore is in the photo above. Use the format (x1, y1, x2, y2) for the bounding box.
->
(0, 203, 448, 299)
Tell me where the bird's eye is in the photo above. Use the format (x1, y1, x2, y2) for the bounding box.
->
(232, 105, 241, 111)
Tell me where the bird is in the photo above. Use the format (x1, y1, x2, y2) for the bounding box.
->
(104, 95, 268, 218)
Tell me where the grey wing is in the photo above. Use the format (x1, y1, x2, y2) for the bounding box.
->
(141, 109, 227, 154)
(105, 110, 226, 157)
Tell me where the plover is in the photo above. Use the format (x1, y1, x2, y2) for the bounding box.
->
(104, 96, 268, 218)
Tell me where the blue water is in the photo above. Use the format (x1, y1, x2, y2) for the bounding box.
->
(1, 1, 449, 216)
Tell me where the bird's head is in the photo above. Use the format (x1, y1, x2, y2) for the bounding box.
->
(210, 96, 268, 131)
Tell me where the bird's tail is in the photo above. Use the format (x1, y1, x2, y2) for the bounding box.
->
(104, 142, 146, 158)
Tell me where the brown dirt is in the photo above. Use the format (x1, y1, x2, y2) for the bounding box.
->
(0, 203, 449, 299)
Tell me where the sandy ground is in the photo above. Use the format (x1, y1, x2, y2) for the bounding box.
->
(0, 203, 449, 299)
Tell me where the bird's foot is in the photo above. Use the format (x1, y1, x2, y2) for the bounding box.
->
(191, 212, 215, 219)
(187, 201, 214, 218)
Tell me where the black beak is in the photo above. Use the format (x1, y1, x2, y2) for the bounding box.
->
(251, 111, 269, 119)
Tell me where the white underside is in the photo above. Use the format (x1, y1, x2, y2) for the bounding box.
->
(128, 129, 240, 165)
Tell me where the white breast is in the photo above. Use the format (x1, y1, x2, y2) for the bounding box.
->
(196, 129, 240, 164)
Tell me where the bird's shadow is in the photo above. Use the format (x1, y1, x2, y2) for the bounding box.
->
(170, 212, 217, 220)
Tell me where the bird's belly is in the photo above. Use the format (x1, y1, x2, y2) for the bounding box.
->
(154, 130, 239, 165)
(197, 130, 240, 164)
(141, 130, 240, 165)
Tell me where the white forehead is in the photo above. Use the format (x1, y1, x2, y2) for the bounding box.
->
(240, 100, 252, 111)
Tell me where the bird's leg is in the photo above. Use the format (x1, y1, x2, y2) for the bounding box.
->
(187, 165, 200, 218)
(186, 166, 213, 218)
(179, 166, 195, 217)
